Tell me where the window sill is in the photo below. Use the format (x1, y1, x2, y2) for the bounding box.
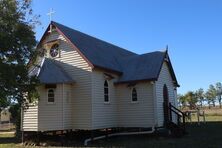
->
(47, 102, 55, 105)
(131, 101, 139, 104)
(104, 102, 110, 105)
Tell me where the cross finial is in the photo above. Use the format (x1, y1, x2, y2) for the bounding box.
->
(47, 8, 55, 22)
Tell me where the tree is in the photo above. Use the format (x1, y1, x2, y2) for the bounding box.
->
(205, 91, 212, 109)
(0, 0, 39, 136)
(177, 94, 187, 109)
(185, 91, 197, 109)
(205, 85, 217, 109)
(215, 82, 222, 108)
(208, 85, 217, 107)
(196, 88, 205, 108)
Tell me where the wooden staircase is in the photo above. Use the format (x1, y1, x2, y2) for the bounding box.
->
(165, 103, 186, 137)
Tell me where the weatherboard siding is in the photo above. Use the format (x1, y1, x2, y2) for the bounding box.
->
(40, 30, 92, 130)
(37, 84, 73, 131)
(91, 70, 118, 129)
(22, 105, 38, 131)
(116, 82, 155, 128)
(38, 85, 63, 131)
(23, 29, 179, 131)
(63, 84, 73, 129)
(155, 62, 177, 127)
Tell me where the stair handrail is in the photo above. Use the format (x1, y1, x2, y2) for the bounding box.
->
(169, 103, 186, 131)
(169, 103, 185, 116)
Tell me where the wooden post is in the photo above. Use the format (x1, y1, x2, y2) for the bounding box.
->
(182, 113, 186, 131)
(91, 130, 94, 142)
(22, 131, 24, 145)
(190, 112, 192, 122)
(105, 128, 108, 139)
(37, 132, 40, 145)
(203, 111, 206, 123)
(169, 103, 172, 122)
(197, 109, 200, 125)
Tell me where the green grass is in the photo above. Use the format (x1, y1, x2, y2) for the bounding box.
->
(91, 110, 222, 148)
(0, 132, 20, 148)
(1, 110, 222, 148)
(91, 122, 222, 148)
(190, 114, 222, 122)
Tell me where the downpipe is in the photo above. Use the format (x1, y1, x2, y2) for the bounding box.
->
(84, 126, 155, 146)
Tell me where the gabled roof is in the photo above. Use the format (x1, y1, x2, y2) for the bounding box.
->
(29, 58, 74, 84)
(39, 21, 179, 86)
(52, 21, 136, 73)
(118, 51, 166, 83)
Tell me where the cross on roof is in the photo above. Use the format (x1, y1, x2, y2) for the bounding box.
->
(47, 8, 55, 21)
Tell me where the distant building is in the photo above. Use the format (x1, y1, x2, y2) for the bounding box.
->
(1, 108, 11, 123)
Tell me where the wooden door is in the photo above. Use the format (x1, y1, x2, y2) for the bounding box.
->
(163, 84, 169, 124)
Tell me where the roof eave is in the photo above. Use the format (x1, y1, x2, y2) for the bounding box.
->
(115, 78, 157, 85)
(93, 65, 123, 75)
(40, 81, 75, 85)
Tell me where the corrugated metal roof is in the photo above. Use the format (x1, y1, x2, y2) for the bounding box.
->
(52, 21, 137, 72)
(29, 58, 74, 84)
(45, 21, 178, 85)
(118, 51, 166, 83)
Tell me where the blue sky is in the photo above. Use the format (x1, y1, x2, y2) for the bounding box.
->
(32, 0, 222, 94)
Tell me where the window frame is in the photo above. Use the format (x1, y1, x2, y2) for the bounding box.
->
(104, 80, 110, 103)
(49, 43, 60, 58)
(47, 88, 55, 104)
(131, 87, 138, 103)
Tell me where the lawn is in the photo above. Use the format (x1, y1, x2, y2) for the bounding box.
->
(91, 122, 222, 148)
(1, 108, 222, 148)
(91, 108, 222, 147)
(0, 132, 20, 148)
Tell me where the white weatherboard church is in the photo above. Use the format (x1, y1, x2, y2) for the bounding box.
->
(21, 21, 180, 132)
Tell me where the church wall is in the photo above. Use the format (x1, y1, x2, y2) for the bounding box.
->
(22, 27, 178, 132)
(116, 82, 155, 127)
(155, 62, 177, 127)
(38, 30, 93, 130)
(22, 105, 38, 131)
(91, 70, 118, 129)
(38, 85, 63, 131)
(37, 84, 73, 131)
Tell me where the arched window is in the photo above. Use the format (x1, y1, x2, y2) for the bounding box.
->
(48, 89, 55, 103)
(104, 80, 109, 102)
(132, 88, 138, 102)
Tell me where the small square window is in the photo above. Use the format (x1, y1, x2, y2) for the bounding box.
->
(48, 89, 55, 103)
(132, 88, 137, 102)
(104, 80, 109, 102)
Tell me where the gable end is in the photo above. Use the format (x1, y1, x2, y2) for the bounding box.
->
(37, 23, 94, 69)
(156, 51, 179, 87)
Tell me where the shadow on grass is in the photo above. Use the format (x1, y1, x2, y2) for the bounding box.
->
(0, 136, 20, 144)
(90, 121, 222, 148)
(0, 130, 20, 145)
(1, 122, 222, 148)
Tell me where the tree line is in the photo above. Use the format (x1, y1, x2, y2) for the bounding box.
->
(178, 82, 222, 109)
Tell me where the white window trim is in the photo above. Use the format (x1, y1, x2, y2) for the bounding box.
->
(131, 87, 138, 103)
(104, 80, 110, 104)
(47, 88, 56, 104)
